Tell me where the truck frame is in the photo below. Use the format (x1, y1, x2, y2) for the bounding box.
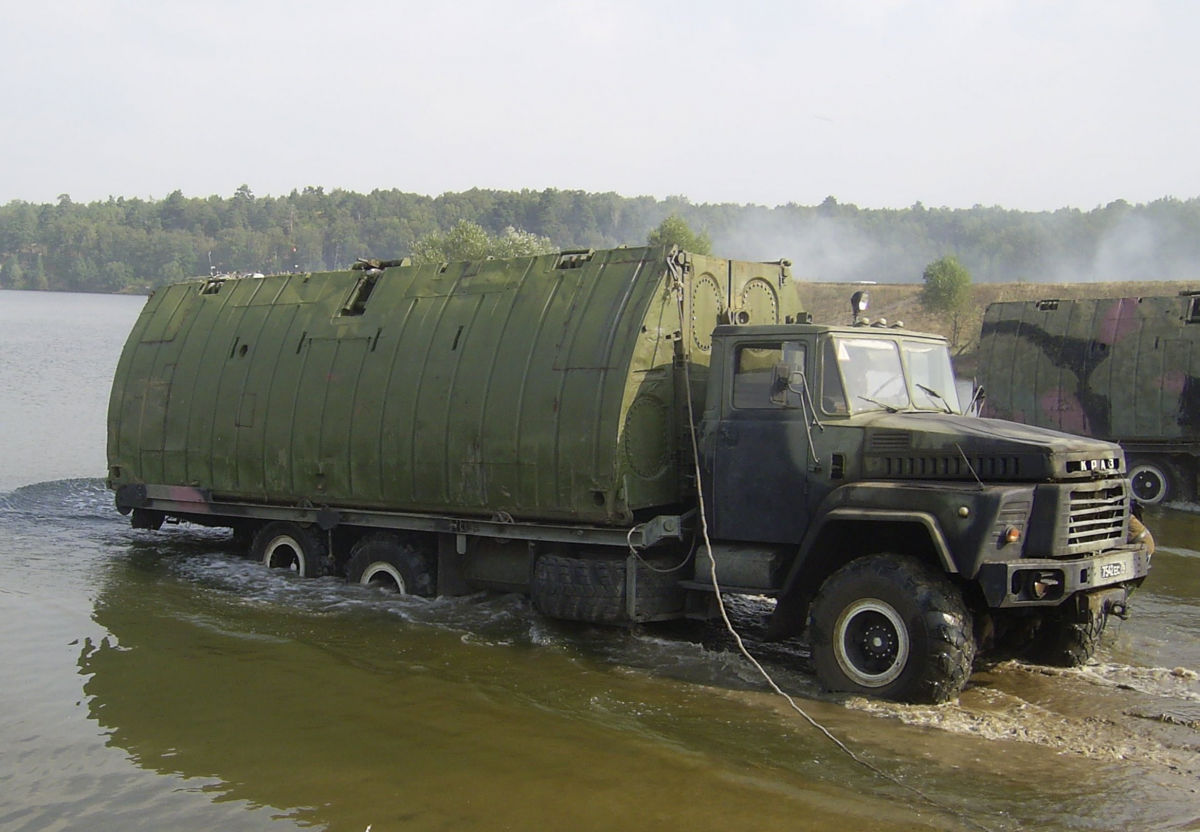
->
(108, 247, 1150, 703)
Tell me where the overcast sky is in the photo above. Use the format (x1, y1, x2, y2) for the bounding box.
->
(2, 0, 1196, 211)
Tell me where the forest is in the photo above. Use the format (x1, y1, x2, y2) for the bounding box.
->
(1, 185, 1199, 292)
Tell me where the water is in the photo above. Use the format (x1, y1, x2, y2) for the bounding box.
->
(1, 288, 1198, 831)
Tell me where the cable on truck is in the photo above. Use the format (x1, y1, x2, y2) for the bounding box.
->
(661, 252, 1002, 832)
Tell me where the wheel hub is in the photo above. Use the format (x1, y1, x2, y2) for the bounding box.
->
(833, 598, 911, 688)
(862, 623, 896, 658)
(1129, 462, 1169, 505)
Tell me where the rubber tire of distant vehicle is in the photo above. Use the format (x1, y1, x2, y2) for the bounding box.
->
(251, 521, 331, 578)
(1128, 457, 1176, 506)
(345, 534, 435, 597)
(809, 554, 976, 704)
(531, 553, 685, 624)
(230, 523, 255, 557)
(1028, 607, 1107, 667)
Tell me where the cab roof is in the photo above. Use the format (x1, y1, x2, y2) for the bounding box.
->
(713, 322, 949, 343)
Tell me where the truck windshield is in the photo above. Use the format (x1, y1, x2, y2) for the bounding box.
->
(833, 337, 910, 412)
(828, 336, 960, 414)
(903, 340, 961, 412)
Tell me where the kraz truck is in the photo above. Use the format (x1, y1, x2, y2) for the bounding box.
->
(108, 246, 1151, 704)
(978, 293, 1200, 505)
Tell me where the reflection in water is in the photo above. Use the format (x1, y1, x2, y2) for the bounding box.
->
(80, 539, 935, 831)
(75, 518, 1200, 832)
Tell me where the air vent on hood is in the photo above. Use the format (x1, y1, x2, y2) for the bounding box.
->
(868, 431, 911, 451)
(880, 455, 1022, 479)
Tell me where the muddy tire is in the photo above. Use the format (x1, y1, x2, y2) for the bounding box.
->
(810, 554, 975, 704)
(532, 553, 684, 624)
(345, 534, 435, 597)
(1029, 608, 1107, 667)
(252, 521, 331, 578)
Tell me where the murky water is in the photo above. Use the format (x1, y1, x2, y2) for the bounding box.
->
(1, 289, 1198, 831)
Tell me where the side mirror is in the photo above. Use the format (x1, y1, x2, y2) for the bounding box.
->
(770, 363, 805, 405)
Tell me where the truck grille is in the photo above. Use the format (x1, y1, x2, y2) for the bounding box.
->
(1067, 484, 1126, 550)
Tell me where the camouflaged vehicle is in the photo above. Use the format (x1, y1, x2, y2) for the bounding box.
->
(978, 294, 1200, 505)
(108, 246, 1151, 703)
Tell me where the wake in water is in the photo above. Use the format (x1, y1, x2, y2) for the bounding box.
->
(143, 538, 1200, 780)
(0, 477, 118, 521)
(10, 476, 1197, 796)
(844, 657, 1200, 777)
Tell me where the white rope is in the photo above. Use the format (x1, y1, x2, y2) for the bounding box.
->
(626, 523, 693, 573)
(666, 263, 1001, 832)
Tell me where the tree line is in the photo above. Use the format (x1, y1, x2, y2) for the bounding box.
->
(1, 185, 1198, 293)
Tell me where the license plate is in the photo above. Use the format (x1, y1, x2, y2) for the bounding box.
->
(1099, 561, 1126, 579)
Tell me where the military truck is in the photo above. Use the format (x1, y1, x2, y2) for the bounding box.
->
(977, 294, 1200, 505)
(108, 246, 1150, 704)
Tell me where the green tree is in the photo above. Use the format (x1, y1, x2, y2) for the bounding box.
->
(32, 255, 48, 290)
(919, 255, 973, 350)
(409, 220, 554, 264)
(646, 215, 712, 254)
(491, 226, 556, 258)
(5, 188, 1200, 294)
(410, 220, 491, 264)
(2, 256, 24, 289)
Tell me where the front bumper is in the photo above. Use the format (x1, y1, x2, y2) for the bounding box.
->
(976, 543, 1151, 608)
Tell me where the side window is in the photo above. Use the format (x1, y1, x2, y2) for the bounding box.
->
(733, 342, 806, 409)
(821, 338, 849, 414)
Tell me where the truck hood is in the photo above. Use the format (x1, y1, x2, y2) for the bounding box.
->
(859, 412, 1124, 482)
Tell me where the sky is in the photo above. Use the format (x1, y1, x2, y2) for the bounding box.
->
(2, 0, 1197, 211)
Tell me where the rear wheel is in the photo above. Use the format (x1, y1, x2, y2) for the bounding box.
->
(252, 521, 330, 578)
(809, 554, 975, 704)
(345, 534, 435, 597)
(229, 524, 254, 555)
(1128, 457, 1177, 505)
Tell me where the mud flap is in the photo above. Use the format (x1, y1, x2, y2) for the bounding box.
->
(131, 508, 165, 530)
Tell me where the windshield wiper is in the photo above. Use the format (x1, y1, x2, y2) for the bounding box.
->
(915, 383, 953, 413)
(857, 395, 899, 413)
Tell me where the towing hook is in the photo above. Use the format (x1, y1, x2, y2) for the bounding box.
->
(1106, 600, 1129, 620)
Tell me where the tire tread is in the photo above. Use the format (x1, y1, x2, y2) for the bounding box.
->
(810, 554, 975, 704)
(532, 554, 683, 623)
(345, 533, 436, 597)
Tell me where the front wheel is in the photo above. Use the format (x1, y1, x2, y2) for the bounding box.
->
(1028, 607, 1107, 667)
(809, 554, 976, 704)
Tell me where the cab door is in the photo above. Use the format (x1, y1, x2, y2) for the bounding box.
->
(708, 340, 812, 543)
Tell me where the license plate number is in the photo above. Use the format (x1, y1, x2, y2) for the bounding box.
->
(1099, 561, 1125, 579)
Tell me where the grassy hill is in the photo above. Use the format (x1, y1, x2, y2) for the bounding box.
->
(796, 279, 1200, 377)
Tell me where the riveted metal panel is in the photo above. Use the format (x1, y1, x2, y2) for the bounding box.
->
(108, 247, 801, 525)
